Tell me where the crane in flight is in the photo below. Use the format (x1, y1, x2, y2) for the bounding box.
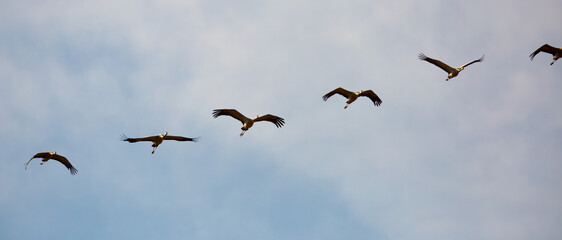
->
(122, 132, 199, 154)
(25, 151, 78, 175)
(419, 53, 484, 81)
(322, 87, 382, 109)
(530, 44, 562, 65)
(212, 109, 285, 136)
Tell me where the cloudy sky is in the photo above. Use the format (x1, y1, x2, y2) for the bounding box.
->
(1, 0, 561, 239)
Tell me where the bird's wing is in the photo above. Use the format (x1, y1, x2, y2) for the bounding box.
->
(24, 158, 34, 170)
(254, 114, 285, 128)
(418, 53, 455, 73)
(164, 135, 200, 142)
(322, 87, 353, 101)
(32, 152, 52, 159)
(530, 44, 558, 60)
(358, 90, 382, 107)
(52, 154, 78, 175)
(461, 55, 485, 68)
(212, 109, 249, 124)
(121, 134, 157, 143)
(25, 152, 51, 170)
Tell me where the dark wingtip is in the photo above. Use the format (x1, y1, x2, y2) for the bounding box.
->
(70, 167, 78, 175)
(418, 52, 427, 60)
(212, 109, 221, 118)
(276, 118, 286, 128)
(529, 50, 538, 60)
(120, 134, 129, 141)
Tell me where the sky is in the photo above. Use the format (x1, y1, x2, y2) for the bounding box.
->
(1, 0, 561, 239)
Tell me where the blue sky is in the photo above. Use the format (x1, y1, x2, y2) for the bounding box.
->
(1, 0, 561, 239)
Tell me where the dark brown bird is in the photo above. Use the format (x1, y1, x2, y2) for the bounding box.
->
(322, 87, 382, 109)
(419, 53, 484, 81)
(530, 44, 562, 65)
(25, 151, 77, 175)
(212, 109, 285, 136)
(122, 132, 199, 154)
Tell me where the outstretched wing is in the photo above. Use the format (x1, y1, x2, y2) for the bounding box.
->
(121, 134, 158, 143)
(254, 114, 285, 128)
(358, 90, 382, 107)
(32, 152, 52, 159)
(461, 55, 485, 68)
(530, 44, 559, 60)
(52, 154, 78, 175)
(418, 53, 455, 73)
(24, 152, 51, 170)
(164, 135, 200, 142)
(212, 109, 249, 124)
(322, 87, 353, 101)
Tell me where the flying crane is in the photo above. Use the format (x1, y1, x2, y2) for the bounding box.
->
(419, 53, 484, 81)
(530, 44, 562, 65)
(25, 151, 78, 175)
(322, 87, 382, 109)
(212, 109, 285, 136)
(122, 132, 199, 154)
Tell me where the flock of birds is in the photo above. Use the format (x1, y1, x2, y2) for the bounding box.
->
(24, 44, 561, 175)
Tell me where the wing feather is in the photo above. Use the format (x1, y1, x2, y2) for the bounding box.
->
(460, 55, 485, 68)
(164, 135, 200, 142)
(358, 90, 382, 107)
(418, 53, 455, 73)
(212, 109, 249, 124)
(24, 158, 33, 170)
(121, 134, 158, 143)
(530, 44, 559, 60)
(254, 114, 285, 128)
(322, 87, 353, 101)
(52, 154, 78, 175)
(32, 152, 52, 159)
(25, 152, 51, 170)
